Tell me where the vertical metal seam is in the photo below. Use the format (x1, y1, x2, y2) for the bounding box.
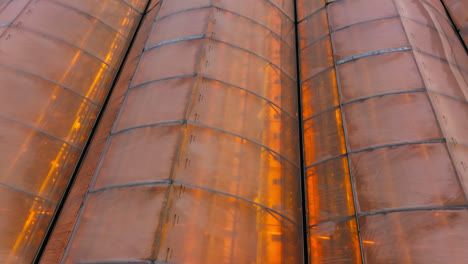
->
(325, 2, 366, 263)
(37, 1, 155, 263)
(293, 1, 309, 263)
(150, 2, 214, 261)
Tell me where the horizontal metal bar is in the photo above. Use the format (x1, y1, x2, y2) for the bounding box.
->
(90, 180, 172, 193)
(173, 180, 300, 225)
(305, 139, 446, 170)
(130, 74, 197, 90)
(197, 74, 298, 119)
(108, 119, 299, 168)
(300, 66, 334, 85)
(87, 179, 300, 226)
(414, 49, 468, 73)
(145, 35, 205, 50)
(76, 261, 151, 264)
(153, 261, 174, 264)
(342, 88, 426, 106)
(308, 215, 355, 228)
(333, 15, 400, 33)
(336, 46, 413, 65)
(209, 37, 296, 81)
(297, 6, 326, 24)
(0, 182, 57, 205)
(299, 33, 329, 52)
(264, 0, 293, 21)
(111, 120, 185, 136)
(156, 5, 293, 48)
(402, 15, 458, 42)
(0, 63, 99, 106)
(0, 114, 81, 150)
(305, 154, 347, 170)
(9, 24, 116, 70)
(129, 74, 298, 120)
(47, 0, 126, 38)
(348, 139, 445, 155)
(302, 106, 340, 123)
(142, 35, 295, 82)
(119, 0, 142, 14)
(359, 204, 468, 217)
(186, 121, 299, 168)
(308, 206, 468, 227)
(155, 5, 212, 21)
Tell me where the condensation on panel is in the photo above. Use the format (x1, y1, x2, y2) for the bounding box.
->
(61, 0, 302, 263)
(0, 0, 146, 262)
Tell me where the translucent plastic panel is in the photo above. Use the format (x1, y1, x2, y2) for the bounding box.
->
(187, 78, 299, 163)
(63, 185, 169, 263)
(328, 0, 398, 31)
(423, 0, 446, 11)
(114, 78, 193, 132)
(0, 66, 99, 147)
(59, 0, 142, 36)
(18, 0, 129, 68)
(296, 0, 325, 21)
(332, 17, 409, 61)
(175, 124, 301, 223)
(200, 39, 298, 115)
(306, 157, 355, 225)
(395, 0, 457, 38)
(430, 92, 468, 146)
(343, 92, 442, 151)
(132, 39, 203, 87)
(0, 0, 29, 24)
(270, 0, 294, 19)
(0, 27, 115, 104)
(300, 36, 333, 81)
(147, 8, 210, 48)
(402, 18, 468, 70)
(449, 143, 468, 192)
(301, 68, 339, 120)
(0, 185, 55, 264)
(350, 143, 466, 213)
(298, 7, 328, 49)
(37, 6, 160, 260)
(308, 219, 361, 264)
(415, 51, 468, 101)
(360, 210, 468, 263)
(155, 186, 303, 264)
(215, 0, 295, 46)
(440, 0, 468, 30)
(158, 0, 212, 18)
(124, 0, 149, 12)
(210, 8, 296, 77)
(0, 119, 80, 203)
(337, 51, 424, 103)
(303, 109, 346, 166)
(93, 125, 183, 190)
(462, 29, 468, 45)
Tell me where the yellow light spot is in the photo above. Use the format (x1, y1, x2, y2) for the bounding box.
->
(73, 121, 81, 129)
